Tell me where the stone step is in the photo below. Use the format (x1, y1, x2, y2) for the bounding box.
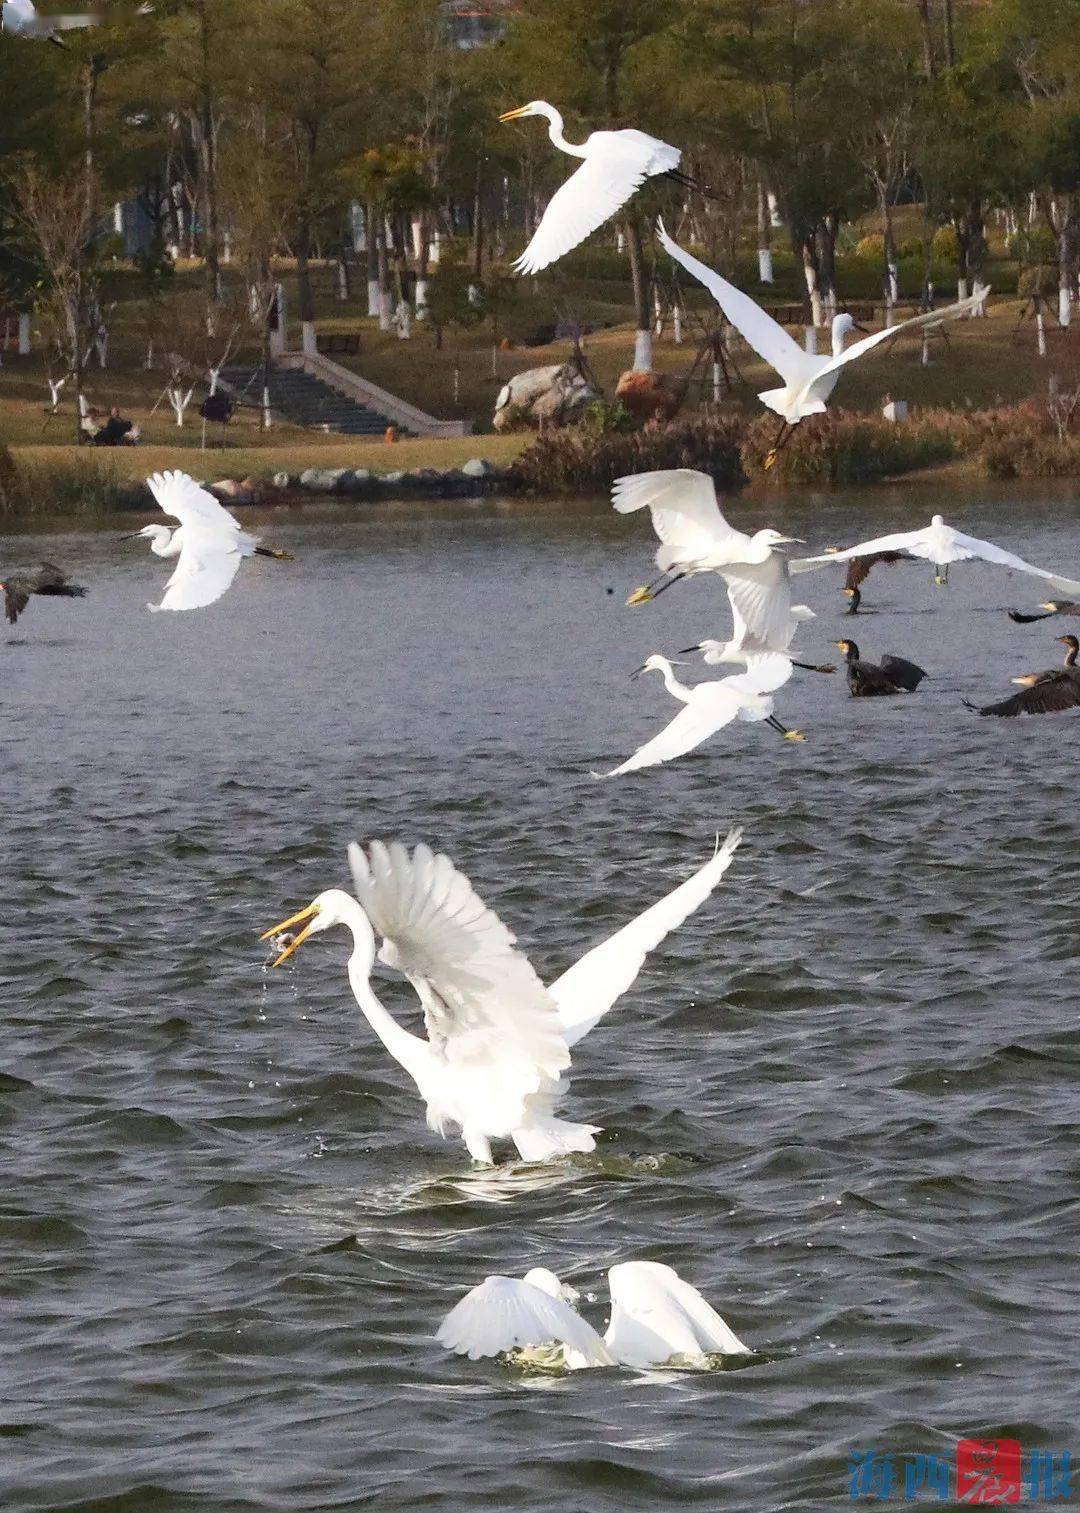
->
(220, 367, 410, 438)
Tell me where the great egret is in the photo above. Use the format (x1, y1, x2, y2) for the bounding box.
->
(1008, 600, 1080, 625)
(1, 562, 86, 625)
(123, 470, 291, 612)
(1, 0, 150, 43)
(834, 640, 928, 697)
(498, 102, 682, 275)
(261, 833, 744, 1165)
(657, 220, 987, 466)
(613, 471, 805, 651)
(794, 515, 1080, 592)
(965, 635, 1080, 718)
(438, 1260, 750, 1370)
(598, 655, 802, 779)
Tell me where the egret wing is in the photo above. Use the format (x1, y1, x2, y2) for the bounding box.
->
(605, 1262, 750, 1367)
(548, 829, 742, 1047)
(348, 841, 569, 1084)
(721, 556, 793, 650)
(149, 529, 243, 612)
(812, 290, 988, 382)
(946, 529, 1080, 595)
(599, 680, 745, 778)
(791, 528, 934, 572)
(515, 150, 654, 276)
(147, 470, 244, 534)
(437, 1276, 614, 1365)
(658, 220, 810, 386)
(612, 471, 750, 562)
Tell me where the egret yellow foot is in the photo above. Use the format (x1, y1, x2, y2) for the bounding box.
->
(784, 729, 806, 742)
(626, 586, 654, 606)
(934, 574, 947, 586)
(763, 450, 779, 471)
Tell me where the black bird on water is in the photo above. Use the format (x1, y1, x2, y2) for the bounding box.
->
(835, 639, 928, 697)
(965, 635, 1080, 718)
(1008, 600, 1080, 625)
(1, 562, 87, 625)
(838, 551, 914, 615)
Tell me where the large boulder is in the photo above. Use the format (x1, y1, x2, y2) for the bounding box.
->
(493, 362, 602, 431)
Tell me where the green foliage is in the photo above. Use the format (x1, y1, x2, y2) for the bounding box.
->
(1006, 225, 1058, 265)
(855, 234, 886, 262)
(932, 225, 961, 264)
(510, 411, 745, 494)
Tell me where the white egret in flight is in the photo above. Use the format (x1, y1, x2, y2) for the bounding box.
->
(261, 833, 744, 1166)
(657, 220, 987, 466)
(793, 515, 1080, 592)
(498, 102, 683, 275)
(438, 1261, 750, 1370)
(598, 655, 802, 780)
(123, 470, 291, 612)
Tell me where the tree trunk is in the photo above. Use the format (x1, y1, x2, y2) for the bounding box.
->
(626, 218, 652, 371)
(471, 151, 485, 280)
(375, 216, 392, 332)
(194, 0, 221, 301)
(757, 180, 774, 283)
(914, 0, 936, 79)
(942, 0, 957, 68)
(366, 199, 380, 315)
(801, 234, 825, 328)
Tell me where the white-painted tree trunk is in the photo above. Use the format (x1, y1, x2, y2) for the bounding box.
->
(301, 321, 318, 356)
(95, 327, 108, 369)
(350, 202, 366, 253)
(804, 327, 818, 355)
(378, 291, 394, 332)
(336, 261, 348, 302)
(768, 192, 782, 229)
(887, 263, 899, 305)
(262, 385, 272, 430)
(1036, 309, 1047, 357)
(616, 230, 626, 254)
(757, 248, 774, 283)
(633, 329, 653, 371)
(958, 277, 969, 302)
(113, 201, 124, 235)
(415, 278, 430, 320)
(367, 279, 380, 317)
(921, 333, 930, 366)
(430, 231, 442, 265)
(1059, 286, 1072, 328)
(673, 306, 683, 344)
(18, 313, 30, 355)
(653, 290, 663, 337)
(712, 361, 722, 402)
(168, 385, 194, 425)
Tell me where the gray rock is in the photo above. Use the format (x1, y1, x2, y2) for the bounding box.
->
(299, 468, 347, 493)
(461, 457, 492, 478)
(271, 472, 294, 490)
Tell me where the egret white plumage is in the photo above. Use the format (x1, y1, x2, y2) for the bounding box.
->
(123, 470, 292, 612)
(598, 655, 802, 780)
(657, 220, 987, 466)
(438, 1261, 750, 1370)
(498, 101, 683, 275)
(793, 515, 1080, 592)
(261, 832, 743, 1166)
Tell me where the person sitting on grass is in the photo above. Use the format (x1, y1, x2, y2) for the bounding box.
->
(93, 407, 140, 446)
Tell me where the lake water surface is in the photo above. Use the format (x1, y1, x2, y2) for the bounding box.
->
(2, 483, 1078, 1511)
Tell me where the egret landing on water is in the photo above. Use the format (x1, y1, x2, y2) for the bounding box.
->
(498, 102, 686, 275)
(123, 470, 292, 612)
(965, 635, 1080, 718)
(657, 220, 987, 468)
(794, 516, 1080, 593)
(438, 1261, 750, 1371)
(1, 562, 86, 625)
(261, 833, 744, 1166)
(597, 655, 803, 780)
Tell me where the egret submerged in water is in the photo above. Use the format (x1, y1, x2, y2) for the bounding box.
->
(261, 832, 744, 1166)
(498, 101, 684, 275)
(438, 1260, 750, 1371)
(657, 220, 986, 466)
(123, 470, 292, 612)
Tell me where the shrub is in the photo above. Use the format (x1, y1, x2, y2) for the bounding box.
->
(1006, 225, 1057, 266)
(931, 225, 960, 263)
(510, 410, 746, 495)
(899, 236, 926, 260)
(0, 453, 149, 519)
(855, 234, 886, 262)
(742, 409, 961, 484)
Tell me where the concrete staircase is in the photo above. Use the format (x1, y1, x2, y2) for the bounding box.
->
(221, 365, 409, 438)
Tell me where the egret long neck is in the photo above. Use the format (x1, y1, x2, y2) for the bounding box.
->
(345, 927, 431, 1086)
(543, 106, 587, 158)
(153, 528, 183, 558)
(657, 662, 692, 702)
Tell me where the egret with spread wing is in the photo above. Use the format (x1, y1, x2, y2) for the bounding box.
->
(261, 833, 743, 1165)
(438, 1261, 750, 1370)
(597, 655, 803, 780)
(613, 471, 805, 648)
(123, 470, 291, 612)
(658, 220, 987, 467)
(498, 102, 683, 275)
(794, 515, 1080, 592)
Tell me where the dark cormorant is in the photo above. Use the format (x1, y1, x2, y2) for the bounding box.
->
(835, 639, 928, 697)
(1008, 600, 1080, 625)
(965, 635, 1080, 717)
(2, 562, 87, 625)
(838, 550, 915, 614)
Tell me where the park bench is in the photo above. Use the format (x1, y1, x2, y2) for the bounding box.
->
(317, 332, 361, 357)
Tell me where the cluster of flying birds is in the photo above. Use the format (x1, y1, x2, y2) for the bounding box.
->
(10, 93, 1080, 1375)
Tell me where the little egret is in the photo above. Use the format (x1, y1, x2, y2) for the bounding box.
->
(498, 102, 682, 274)
(1, 562, 86, 625)
(261, 833, 744, 1166)
(1008, 600, 1080, 625)
(598, 655, 802, 779)
(965, 635, 1080, 718)
(794, 515, 1080, 592)
(613, 471, 805, 652)
(123, 470, 292, 612)
(835, 640, 928, 697)
(438, 1260, 750, 1370)
(657, 220, 986, 466)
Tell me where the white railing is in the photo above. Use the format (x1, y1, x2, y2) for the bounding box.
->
(277, 350, 470, 437)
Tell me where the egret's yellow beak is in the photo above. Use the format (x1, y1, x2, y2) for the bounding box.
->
(260, 902, 320, 967)
(499, 105, 530, 122)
